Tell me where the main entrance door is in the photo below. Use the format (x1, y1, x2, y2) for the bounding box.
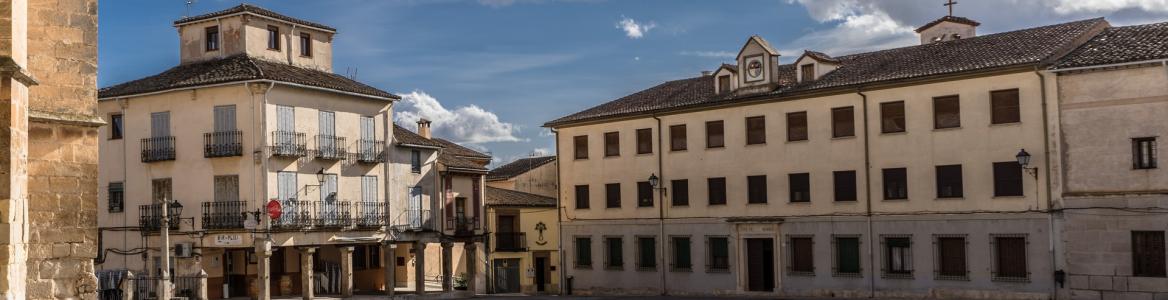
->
(534, 256, 548, 292)
(493, 258, 521, 293)
(746, 238, 775, 292)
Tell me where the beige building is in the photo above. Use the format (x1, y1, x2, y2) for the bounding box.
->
(0, 0, 101, 299)
(484, 156, 560, 294)
(545, 16, 1118, 298)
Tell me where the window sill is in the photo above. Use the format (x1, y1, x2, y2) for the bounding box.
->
(636, 206, 655, 209)
(991, 276, 1030, 283)
(933, 126, 962, 132)
(883, 198, 909, 201)
(636, 152, 653, 156)
(670, 267, 693, 273)
(747, 202, 768, 205)
(300, 55, 313, 58)
(833, 200, 858, 204)
(574, 265, 592, 270)
(669, 149, 688, 153)
(636, 267, 657, 272)
(989, 122, 1022, 127)
(787, 139, 809, 144)
(745, 142, 767, 147)
(267, 48, 281, 51)
(831, 135, 856, 140)
(788, 201, 811, 205)
(705, 268, 731, 273)
(882, 273, 914, 280)
(992, 195, 1026, 199)
(705, 146, 726, 150)
(604, 267, 623, 271)
(935, 197, 964, 200)
(880, 131, 907, 136)
(574, 158, 589, 161)
(671, 204, 689, 207)
(708, 203, 727, 206)
(603, 155, 620, 159)
(832, 272, 863, 278)
(788, 271, 816, 277)
(935, 275, 970, 281)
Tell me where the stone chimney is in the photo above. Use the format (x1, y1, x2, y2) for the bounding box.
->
(417, 118, 432, 139)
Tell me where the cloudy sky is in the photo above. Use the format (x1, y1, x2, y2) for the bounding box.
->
(99, 0, 1168, 166)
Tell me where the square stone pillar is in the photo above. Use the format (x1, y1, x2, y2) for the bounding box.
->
(441, 242, 453, 291)
(255, 240, 272, 300)
(299, 247, 316, 300)
(383, 242, 395, 297)
(339, 246, 354, 297)
(414, 241, 425, 294)
(465, 243, 477, 294)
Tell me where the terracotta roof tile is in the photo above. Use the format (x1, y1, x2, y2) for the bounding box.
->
(487, 156, 556, 181)
(175, 4, 336, 32)
(1054, 21, 1168, 69)
(485, 186, 556, 207)
(393, 124, 444, 148)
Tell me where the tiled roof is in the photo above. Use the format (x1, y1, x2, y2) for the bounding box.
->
(1054, 21, 1168, 69)
(485, 186, 556, 207)
(439, 152, 489, 171)
(175, 4, 336, 32)
(393, 124, 444, 148)
(98, 55, 398, 100)
(801, 50, 839, 63)
(390, 124, 490, 170)
(546, 18, 1106, 127)
(433, 138, 492, 159)
(915, 16, 982, 33)
(487, 156, 556, 181)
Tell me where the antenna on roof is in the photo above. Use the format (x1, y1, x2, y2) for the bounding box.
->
(184, 0, 198, 18)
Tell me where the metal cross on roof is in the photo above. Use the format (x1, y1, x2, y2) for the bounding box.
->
(944, 0, 958, 16)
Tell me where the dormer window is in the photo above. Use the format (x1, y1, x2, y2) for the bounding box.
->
(205, 26, 220, 51)
(718, 75, 731, 93)
(800, 64, 815, 82)
(267, 26, 281, 50)
(299, 33, 313, 57)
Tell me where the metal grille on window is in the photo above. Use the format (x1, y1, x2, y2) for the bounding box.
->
(882, 235, 913, 279)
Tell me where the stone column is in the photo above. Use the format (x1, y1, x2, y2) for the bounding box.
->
(441, 242, 453, 291)
(120, 271, 135, 300)
(465, 243, 477, 294)
(300, 247, 316, 300)
(255, 240, 273, 300)
(414, 241, 425, 294)
(383, 242, 395, 297)
(339, 246, 354, 297)
(197, 269, 209, 300)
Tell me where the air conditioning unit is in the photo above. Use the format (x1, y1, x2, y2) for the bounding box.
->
(175, 243, 193, 258)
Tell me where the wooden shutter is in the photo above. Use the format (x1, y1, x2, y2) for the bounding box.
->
(277, 172, 297, 201)
(604, 132, 619, 156)
(362, 176, 377, 203)
(574, 185, 589, 209)
(151, 112, 170, 137)
(473, 179, 481, 222)
(787, 112, 807, 141)
(832, 107, 854, 138)
(444, 176, 453, 228)
(669, 125, 686, 151)
(671, 180, 688, 206)
(801, 64, 815, 81)
(746, 116, 766, 145)
(791, 237, 814, 272)
(836, 237, 860, 274)
(834, 171, 857, 202)
(636, 128, 652, 154)
(995, 237, 1027, 278)
(748, 175, 767, 204)
(573, 135, 588, 159)
(1133, 231, 1167, 277)
(991, 89, 1020, 124)
(214, 175, 239, 202)
(360, 116, 375, 141)
(277, 106, 295, 132)
(706, 121, 724, 148)
(214, 105, 237, 132)
(938, 237, 967, 276)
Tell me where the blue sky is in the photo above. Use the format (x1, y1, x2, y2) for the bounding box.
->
(99, 0, 1168, 166)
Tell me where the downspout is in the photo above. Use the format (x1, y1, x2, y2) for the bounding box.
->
(551, 128, 566, 296)
(857, 89, 875, 298)
(261, 83, 275, 222)
(287, 24, 300, 65)
(653, 116, 666, 295)
(1035, 68, 1057, 300)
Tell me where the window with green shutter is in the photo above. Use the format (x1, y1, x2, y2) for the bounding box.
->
(708, 237, 730, 271)
(575, 237, 592, 268)
(638, 237, 657, 269)
(834, 236, 861, 276)
(605, 237, 623, 269)
(672, 237, 692, 271)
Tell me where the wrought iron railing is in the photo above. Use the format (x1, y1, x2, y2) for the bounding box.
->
(452, 216, 480, 235)
(314, 135, 347, 160)
(355, 202, 387, 227)
(138, 204, 179, 231)
(272, 200, 314, 229)
(392, 209, 432, 231)
(270, 131, 307, 157)
(204, 131, 243, 158)
(355, 139, 384, 164)
(201, 201, 247, 229)
(495, 232, 527, 252)
(314, 200, 352, 228)
(128, 275, 202, 300)
(140, 136, 176, 162)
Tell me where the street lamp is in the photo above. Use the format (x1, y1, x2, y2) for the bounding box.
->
(303, 168, 327, 196)
(1016, 149, 1038, 178)
(648, 174, 660, 188)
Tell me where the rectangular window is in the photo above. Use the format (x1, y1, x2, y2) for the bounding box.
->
(706, 120, 724, 148)
(832, 107, 854, 138)
(672, 237, 692, 271)
(670, 124, 687, 151)
(151, 111, 171, 137)
(575, 237, 592, 268)
(299, 33, 312, 57)
(410, 150, 422, 173)
(110, 114, 123, 140)
(789, 173, 810, 203)
(671, 179, 688, 206)
(881, 101, 906, 133)
(213, 105, 237, 132)
(991, 89, 1020, 124)
(747, 175, 767, 204)
(636, 128, 652, 154)
(746, 116, 766, 145)
(789, 236, 814, 274)
(276, 105, 294, 132)
(637, 237, 657, 269)
(883, 168, 908, 200)
(1133, 231, 1166, 277)
(935, 165, 963, 198)
(707, 177, 726, 205)
(992, 235, 1028, 281)
(1133, 137, 1158, 169)
(801, 64, 816, 81)
(936, 236, 968, 279)
(993, 162, 1024, 197)
(355, 246, 369, 270)
(707, 237, 730, 271)
(108, 182, 124, 213)
(605, 237, 624, 269)
(718, 75, 731, 93)
(362, 176, 377, 203)
(267, 25, 280, 50)
(205, 26, 219, 51)
(213, 175, 240, 202)
(834, 236, 861, 276)
(787, 111, 808, 141)
(883, 236, 913, 278)
(573, 135, 588, 159)
(637, 181, 653, 207)
(933, 95, 961, 129)
(833, 170, 857, 202)
(574, 185, 589, 209)
(152, 178, 173, 203)
(605, 183, 621, 208)
(604, 132, 620, 157)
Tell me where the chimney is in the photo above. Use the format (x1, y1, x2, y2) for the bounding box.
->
(417, 118, 432, 139)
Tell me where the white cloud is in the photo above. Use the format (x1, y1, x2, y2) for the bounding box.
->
(617, 16, 657, 39)
(477, 0, 518, 8)
(393, 91, 524, 144)
(1048, 0, 1168, 14)
(679, 50, 737, 59)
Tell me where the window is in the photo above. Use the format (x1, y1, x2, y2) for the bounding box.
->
(747, 175, 767, 204)
(991, 89, 1020, 124)
(152, 178, 172, 203)
(882, 168, 908, 200)
(637, 181, 653, 207)
(789, 173, 810, 203)
(637, 237, 657, 269)
(636, 128, 652, 154)
(205, 26, 219, 51)
(833, 171, 857, 202)
(832, 107, 854, 138)
(935, 165, 963, 198)
(213, 175, 240, 202)
(573, 135, 588, 159)
(671, 179, 688, 206)
(992, 235, 1028, 281)
(267, 25, 280, 50)
(605, 183, 621, 208)
(787, 111, 808, 141)
(410, 150, 421, 173)
(834, 236, 861, 276)
(707, 177, 726, 205)
(707, 237, 730, 271)
(574, 185, 589, 209)
(605, 237, 624, 269)
(1132, 231, 1166, 277)
(993, 162, 1023, 197)
(933, 95, 961, 129)
(604, 132, 619, 157)
(935, 236, 968, 279)
(706, 120, 724, 148)
(361, 176, 377, 203)
(575, 237, 592, 268)
(746, 116, 766, 145)
(883, 236, 913, 278)
(789, 236, 814, 275)
(1133, 137, 1158, 169)
(669, 124, 687, 151)
(108, 182, 124, 213)
(299, 33, 312, 57)
(718, 75, 731, 93)
(110, 114, 123, 140)
(881, 101, 906, 133)
(801, 64, 815, 81)
(353, 245, 382, 270)
(672, 237, 692, 271)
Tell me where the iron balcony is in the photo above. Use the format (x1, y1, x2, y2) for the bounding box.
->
(494, 232, 527, 252)
(355, 139, 384, 164)
(201, 201, 247, 229)
(138, 204, 180, 231)
(270, 131, 307, 157)
(314, 135, 347, 160)
(204, 131, 243, 158)
(140, 136, 176, 162)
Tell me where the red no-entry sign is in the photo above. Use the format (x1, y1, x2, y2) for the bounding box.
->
(267, 199, 282, 220)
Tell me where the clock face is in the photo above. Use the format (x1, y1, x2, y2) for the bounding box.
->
(745, 56, 765, 82)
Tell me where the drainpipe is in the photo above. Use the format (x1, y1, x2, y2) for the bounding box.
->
(857, 89, 875, 298)
(261, 83, 275, 233)
(1035, 68, 1057, 300)
(550, 128, 568, 295)
(653, 116, 666, 296)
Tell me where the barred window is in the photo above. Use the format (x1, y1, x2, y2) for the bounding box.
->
(671, 237, 692, 271)
(1132, 231, 1166, 277)
(637, 236, 657, 270)
(992, 235, 1029, 281)
(788, 236, 814, 275)
(833, 236, 861, 276)
(707, 236, 730, 271)
(882, 236, 913, 278)
(935, 235, 968, 280)
(108, 182, 124, 213)
(575, 237, 592, 268)
(605, 237, 624, 269)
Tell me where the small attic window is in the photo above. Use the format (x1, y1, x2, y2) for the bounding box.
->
(718, 75, 731, 93)
(800, 64, 815, 82)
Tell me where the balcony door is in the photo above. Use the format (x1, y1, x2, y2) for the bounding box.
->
(360, 116, 375, 158)
(319, 111, 335, 155)
(275, 106, 295, 148)
(214, 105, 236, 132)
(277, 171, 298, 225)
(320, 173, 338, 220)
(151, 112, 170, 137)
(408, 187, 423, 228)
